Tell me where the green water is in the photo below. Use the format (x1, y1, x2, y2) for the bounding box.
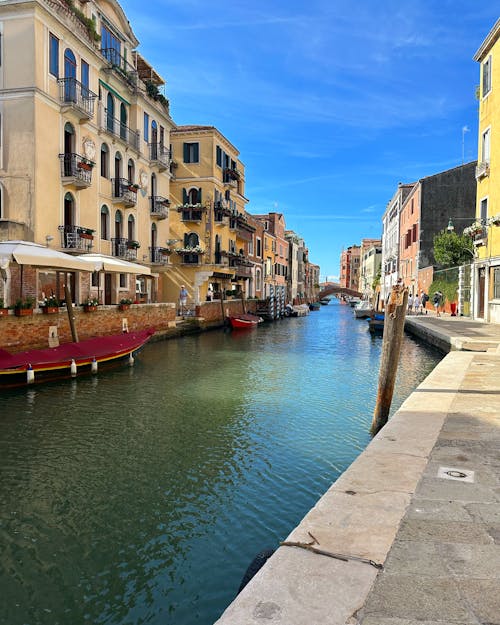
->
(0, 301, 442, 624)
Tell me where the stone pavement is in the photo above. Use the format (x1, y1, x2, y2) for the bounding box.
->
(215, 318, 500, 625)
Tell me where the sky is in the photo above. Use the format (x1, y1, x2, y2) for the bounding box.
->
(120, 1, 498, 280)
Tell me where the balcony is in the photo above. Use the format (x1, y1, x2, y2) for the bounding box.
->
(177, 204, 207, 222)
(472, 227, 488, 247)
(59, 153, 94, 188)
(57, 77, 97, 120)
(149, 143, 171, 171)
(149, 247, 169, 265)
(111, 178, 138, 207)
(58, 225, 94, 252)
(98, 103, 140, 151)
(150, 196, 169, 219)
(111, 237, 140, 260)
(101, 48, 138, 89)
(475, 161, 490, 180)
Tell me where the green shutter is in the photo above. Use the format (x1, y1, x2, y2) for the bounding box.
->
(184, 233, 188, 246)
(198, 188, 202, 203)
(194, 143, 199, 162)
(182, 188, 188, 204)
(183, 143, 189, 163)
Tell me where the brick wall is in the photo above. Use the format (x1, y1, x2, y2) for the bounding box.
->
(0, 304, 176, 352)
(195, 299, 258, 323)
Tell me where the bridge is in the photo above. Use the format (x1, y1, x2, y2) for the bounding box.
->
(318, 283, 362, 299)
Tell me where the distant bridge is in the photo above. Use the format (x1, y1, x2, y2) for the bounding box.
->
(318, 283, 362, 299)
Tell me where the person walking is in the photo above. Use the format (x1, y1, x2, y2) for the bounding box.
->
(433, 290, 443, 317)
(179, 285, 188, 315)
(420, 291, 429, 314)
(407, 293, 414, 315)
(413, 293, 420, 315)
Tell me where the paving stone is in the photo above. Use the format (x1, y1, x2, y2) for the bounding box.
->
(396, 518, 492, 544)
(406, 499, 475, 523)
(458, 579, 500, 624)
(438, 543, 500, 577)
(382, 541, 448, 577)
(415, 476, 498, 503)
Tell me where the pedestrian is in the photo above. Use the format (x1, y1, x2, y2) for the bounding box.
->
(413, 293, 420, 314)
(433, 290, 443, 317)
(206, 284, 214, 302)
(420, 291, 429, 314)
(407, 293, 414, 314)
(179, 284, 188, 315)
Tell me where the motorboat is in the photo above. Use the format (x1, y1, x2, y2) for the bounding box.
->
(367, 314, 384, 334)
(353, 300, 374, 319)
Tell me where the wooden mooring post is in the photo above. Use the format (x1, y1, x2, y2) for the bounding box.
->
(371, 284, 408, 436)
(64, 281, 79, 343)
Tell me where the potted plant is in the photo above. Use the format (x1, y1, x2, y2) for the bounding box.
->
(127, 183, 140, 193)
(40, 294, 60, 314)
(488, 214, 500, 226)
(0, 298, 8, 317)
(126, 240, 141, 250)
(83, 297, 99, 312)
(78, 228, 95, 240)
(77, 159, 94, 171)
(14, 296, 35, 316)
(118, 298, 133, 311)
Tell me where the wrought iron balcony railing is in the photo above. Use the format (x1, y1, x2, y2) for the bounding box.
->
(58, 225, 94, 251)
(57, 77, 97, 119)
(148, 143, 171, 170)
(111, 237, 139, 260)
(150, 196, 169, 219)
(58, 153, 94, 187)
(149, 246, 169, 264)
(99, 104, 140, 151)
(101, 48, 138, 88)
(111, 178, 138, 207)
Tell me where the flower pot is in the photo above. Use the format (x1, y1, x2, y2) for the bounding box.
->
(128, 186, 138, 193)
(118, 304, 130, 311)
(78, 162, 93, 171)
(83, 305, 98, 313)
(42, 306, 59, 314)
(0, 308, 9, 317)
(15, 308, 33, 317)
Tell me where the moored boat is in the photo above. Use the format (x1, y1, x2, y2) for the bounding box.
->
(0, 328, 155, 387)
(367, 314, 384, 334)
(353, 300, 374, 319)
(309, 302, 321, 311)
(229, 313, 264, 329)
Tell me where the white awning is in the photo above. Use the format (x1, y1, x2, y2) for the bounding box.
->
(76, 253, 152, 275)
(0, 241, 97, 272)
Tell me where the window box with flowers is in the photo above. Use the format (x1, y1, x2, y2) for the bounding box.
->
(77, 159, 94, 172)
(126, 240, 141, 250)
(127, 183, 140, 193)
(175, 245, 204, 255)
(488, 214, 500, 227)
(463, 222, 484, 237)
(78, 227, 95, 240)
(83, 297, 99, 312)
(159, 247, 172, 256)
(118, 298, 133, 311)
(40, 295, 60, 314)
(14, 297, 35, 316)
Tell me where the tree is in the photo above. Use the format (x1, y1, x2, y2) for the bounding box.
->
(433, 230, 474, 267)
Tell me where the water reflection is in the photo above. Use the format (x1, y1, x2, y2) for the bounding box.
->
(0, 301, 441, 625)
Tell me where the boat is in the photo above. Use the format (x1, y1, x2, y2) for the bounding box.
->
(353, 300, 374, 319)
(228, 313, 264, 329)
(347, 297, 362, 307)
(319, 299, 330, 305)
(309, 302, 321, 311)
(284, 304, 309, 317)
(367, 314, 384, 334)
(0, 328, 155, 387)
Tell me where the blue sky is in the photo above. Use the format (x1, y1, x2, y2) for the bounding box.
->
(121, 1, 498, 280)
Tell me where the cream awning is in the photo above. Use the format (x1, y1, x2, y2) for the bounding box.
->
(0, 241, 97, 271)
(76, 253, 152, 275)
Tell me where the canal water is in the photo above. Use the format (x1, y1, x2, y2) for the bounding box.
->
(0, 301, 441, 625)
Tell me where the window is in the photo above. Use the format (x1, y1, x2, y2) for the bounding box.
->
(119, 273, 127, 289)
(482, 55, 492, 98)
(100, 205, 109, 240)
(183, 142, 199, 163)
(101, 25, 121, 63)
(91, 272, 100, 288)
(482, 128, 491, 163)
(100, 143, 109, 178)
(144, 113, 149, 142)
(81, 60, 89, 89)
(494, 267, 500, 299)
(127, 215, 134, 240)
(480, 197, 488, 223)
(49, 34, 59, 77)
(256, 238, 262, 257)
(216, 145, 222, 167)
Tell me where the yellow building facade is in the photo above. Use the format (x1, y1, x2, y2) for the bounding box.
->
(474, 19, 500, 322)
(167, 125, 255, 306)
(0, 0, 174, 304)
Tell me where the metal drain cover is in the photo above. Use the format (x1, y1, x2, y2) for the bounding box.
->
(437, 466, 475, 483)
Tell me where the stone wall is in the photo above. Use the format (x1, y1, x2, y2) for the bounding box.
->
(0, 304, 176, 352)
(195, 299, 259, 325)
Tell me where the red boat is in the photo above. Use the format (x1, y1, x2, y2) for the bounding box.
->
(0, 328, 155, 387)
(228, 314, 263, 330)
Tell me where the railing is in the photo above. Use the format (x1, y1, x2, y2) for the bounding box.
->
(149, 246, 169, 264)
(57, 77, 97, 118)
(180, 208, 204, 222)
(475, 161, 490, 180)
(58, 225, 94, 251)
(101, 48, 138, 87)
(99, 103, 140, 151)
(148, 143, 171, 169)
(58, 153, 94, 186)
(150, 196, 169, 219)
(111, 178, 138, 206)
(472, 227, 488, 246)
(111, 237, 139, 260)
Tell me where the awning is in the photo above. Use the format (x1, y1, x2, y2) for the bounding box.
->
(0, 241, 97, 272)
(212, 271, 234, 280)
(77, 253, 152, 275)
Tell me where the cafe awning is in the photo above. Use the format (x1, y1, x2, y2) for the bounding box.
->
(76, 253, 152, 275)
(0, 241, 97, 271)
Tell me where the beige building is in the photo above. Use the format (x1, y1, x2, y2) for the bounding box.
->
(360, 243, 382, 299)
(0, 0, 174, 304)
(167, 125, 255, 305)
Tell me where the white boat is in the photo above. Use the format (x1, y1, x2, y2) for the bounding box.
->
(353, 300, 374, 319)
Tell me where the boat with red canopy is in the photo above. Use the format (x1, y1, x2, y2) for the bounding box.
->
(0, 328, 155, 387)
(228, 314, 263, 330)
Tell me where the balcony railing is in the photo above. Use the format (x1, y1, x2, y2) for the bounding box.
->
(111, 178, 138, 207)
(472, 227, 488, 246)
(149, 246, 169, 264)
(111, 237, 139, 260)
(475, 161, 490, 180)
(101, 48, 138, 88)
(57, 77, 97, 119)
(58, 153, 94, 188)
(149, 143, 171, 170)
(58, 225, 94, 251)
(150, 196, 169, 219)
(98, 103, 140, 151)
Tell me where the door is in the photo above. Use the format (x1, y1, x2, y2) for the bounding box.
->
(478, 267, 486, 318)
(64, 48, 76, 102)
(104, 273, 112, 305)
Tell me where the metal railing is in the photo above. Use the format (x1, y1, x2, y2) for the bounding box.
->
(99, 103, 140, 151)
(150, 196, 169, 219)
(111, 178, 138, 206)
(149, 246, 169, 264)
(58, 225, 94, 251)
(148, 143, 171, 169)
(58, 153, 94, 185)
(57, 77, 97, 118)
(101, 48, 138, 87)
(111, 237, 139, 260)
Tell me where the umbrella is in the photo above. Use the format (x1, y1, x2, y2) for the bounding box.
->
(75, 253, 151, 275)
(0, 240, 97, 271)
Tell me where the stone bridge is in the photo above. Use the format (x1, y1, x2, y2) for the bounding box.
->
(318, 283, 362, 299)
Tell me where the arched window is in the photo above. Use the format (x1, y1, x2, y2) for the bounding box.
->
(64, 48, 77, 102)
(127, 215, 135, 241)
(115, 209, 122, 239)
(187, 187, 201, 205)
(100, 143, 109, 178)
(151, 222, 157, 249)
(256, 268, 262, 291)
(120, 103, 127, 141)
(64, 122, 75, 155)
(106, 93, 114, 133)
(63, 192, 76, 248)
(185, 232, 199, 248)
(100, 205, 109, 240)
(113, 152, 122, 196)
(151, 120, 158, 144)
(127, 159, 134, 183)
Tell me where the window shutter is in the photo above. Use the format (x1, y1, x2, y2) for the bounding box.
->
(184, 233, 189, 246)
(198, 188, 202, 203)
(182, 188, 188, 204)
(183, 143, 189, 163)
(194, 143, 199, 162)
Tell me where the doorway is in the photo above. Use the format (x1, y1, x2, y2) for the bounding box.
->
(478, 267, 485, 318)
(104, 273, 112, 305)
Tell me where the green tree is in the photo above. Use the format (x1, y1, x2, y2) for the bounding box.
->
(433, 230, 473, 267)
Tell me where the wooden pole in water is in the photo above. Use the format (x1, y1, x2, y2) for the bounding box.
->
(371, 284, 408, 436)
(64, 280, 79, 343)
(220, 285, 226, 323)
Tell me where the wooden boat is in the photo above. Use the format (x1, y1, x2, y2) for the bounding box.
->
(229, 313, 263, 329)
(367, 314, 384, 334)
(0, 328, 155, 387)
(353, 300, 374, 319)
(309, 302, 321, 311)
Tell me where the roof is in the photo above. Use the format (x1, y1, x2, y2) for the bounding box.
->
(474, 18, 500, 62)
